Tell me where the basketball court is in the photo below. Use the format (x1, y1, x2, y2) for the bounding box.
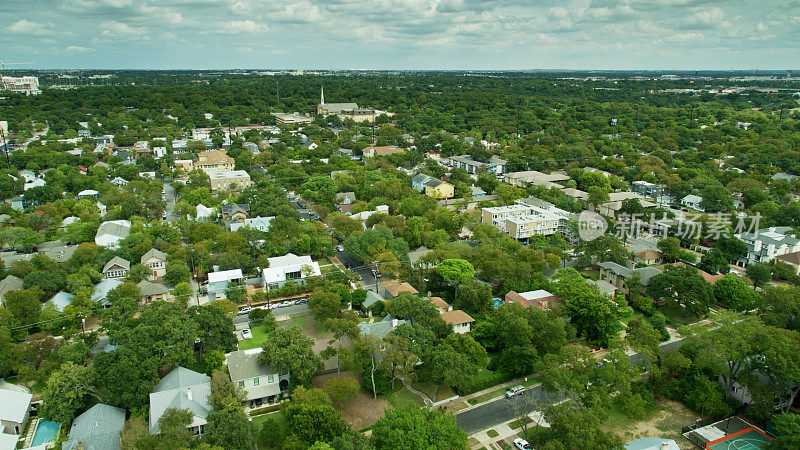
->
(682, 417, 773, 450)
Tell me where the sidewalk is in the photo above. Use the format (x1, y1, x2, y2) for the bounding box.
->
(470, 411, 551, 449)
(443, 377, 537, 414)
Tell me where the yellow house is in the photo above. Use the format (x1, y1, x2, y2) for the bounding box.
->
(424, 179, 454, 199)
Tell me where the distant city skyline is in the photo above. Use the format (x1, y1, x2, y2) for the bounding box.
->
(1, 0, 798, 71)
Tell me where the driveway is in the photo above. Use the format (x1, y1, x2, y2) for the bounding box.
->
(162, 180, 178, 221)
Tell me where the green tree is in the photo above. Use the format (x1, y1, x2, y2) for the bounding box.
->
(714, 275, 760, 311)
(543, 405, 624, 450)
(648, 265, 713, 317)
(172, 281, 193, 309)
(436, 258, 475, 300)
(772, 413, 800, 449)
(205, 408, 255, 450)
(163, 262, 191, 285)
(323, 376, 360, 410)
(370, 404, 467, 450)
(454, 278, 492, 314)
(759, 286, 800, 332)
(285, 402, 346, 446)
(209, 369, 246, 411)
(309, 290, 342, 322)
(40, 361, 92, 424)
(259, 326, 323, 387)
(746, 262, 772, 289)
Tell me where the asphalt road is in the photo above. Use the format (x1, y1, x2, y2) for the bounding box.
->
(232, 303, 309, 326)
(456, 338, 686, 434)
(337, 249, 380, 291)
(163, 180, 178, 221)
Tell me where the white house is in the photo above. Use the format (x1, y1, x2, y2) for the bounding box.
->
(92, 278, 123, 308)
(681, 194, 705, 212)
(94, 220, 131, 249)
(141, 249, 167, 280)
(207, 269, 244, 300)
(102, 256, 130, 280)
(229, 216, 274, 232)
(0, 384, 32, 436)
(262, 253, 321, 290)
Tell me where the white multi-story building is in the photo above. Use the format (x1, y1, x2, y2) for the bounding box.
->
(1, 76, 41, 95)
(735, 227, 800, 266)
(481, 199, 574, 241)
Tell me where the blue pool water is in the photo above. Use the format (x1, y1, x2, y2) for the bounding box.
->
(493, 298, 503, 308)
(31, 420, 59, 446)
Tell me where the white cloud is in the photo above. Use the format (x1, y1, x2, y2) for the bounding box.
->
(99, 21, 148, 40)
(7, 19, 54, 35)
(217, 20, 269, 34)
(65, 45, 94, 53)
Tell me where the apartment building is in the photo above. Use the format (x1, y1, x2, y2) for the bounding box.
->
(207, 170, 251, 192)
(447, 155, 507, 175)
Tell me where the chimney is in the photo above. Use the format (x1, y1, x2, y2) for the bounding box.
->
(186, 388, 192, 401)
(661, 443, 670, 450)
(392, 319, 399, 328)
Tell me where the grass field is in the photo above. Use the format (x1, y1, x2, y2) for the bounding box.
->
(252, 410, 288, 450)
(238, 325, 270, 350)
(411, 381, 456, 402)
(388, 386, 425, 407)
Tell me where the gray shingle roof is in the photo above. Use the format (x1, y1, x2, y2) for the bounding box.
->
(362, 290, 384, 309)
(357, 315, 408, 339)
(226, 349, 278, 381)
(137, 280, 170, 297)
(149, 367, 211, 434)
(141, 248, 167, 264)
(63, 403, 126, 450)
(103, 256, 130, 273)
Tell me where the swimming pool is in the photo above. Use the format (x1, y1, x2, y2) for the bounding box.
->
(493, 298, 503, 308)
(31, 419, 60, 446)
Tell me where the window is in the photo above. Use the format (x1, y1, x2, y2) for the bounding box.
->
(253, 377, 259, 386)
(238, 381, 244, 388)
(268, 375, 274, 383)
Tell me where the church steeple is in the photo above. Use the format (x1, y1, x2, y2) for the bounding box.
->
(320, 85, 324, 105)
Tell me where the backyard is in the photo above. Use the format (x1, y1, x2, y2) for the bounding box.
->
(312, 372, 392, 430)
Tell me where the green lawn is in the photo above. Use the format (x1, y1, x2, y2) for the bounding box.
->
(411, 381, 456, 402)
(388, 386, 425, 407)
(252, 410, 288, 450)
(238, 325, 270, 350)
(580, 269, 600, 281)
(468, 387, 506, 405)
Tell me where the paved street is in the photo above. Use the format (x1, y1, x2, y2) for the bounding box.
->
(456, 338, 687, 434)
(336, 249, 380, 291)
(163, 179, 178, 221)
(456, 385, 564, 435)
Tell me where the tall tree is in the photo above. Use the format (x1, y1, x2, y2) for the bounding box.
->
(259, 326, 323, 387)
(370, 404, 467, 450)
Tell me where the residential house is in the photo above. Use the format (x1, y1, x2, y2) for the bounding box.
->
(226, 349, 289, 409)
(358, 315, 409, 338)
(624, 437, 680, 450)
(77, 189, 99, 200)
(195, 204, 215, 221)
(776, 251, 800, 275)
(427, 296, 475, 333)
(110, 177, 128, 187)
(771, 173, 798, 183)
(0, 384, 32, 436)
(229, 216, 274, 233)
(681, 194, 705, 212)
(138, 280, 171, 304)
(94, 220, 131, 249)
(348, 205, 390, 225)
(92, 278, 123, 308)
(407, 246, 434, 269)
(262, 253, 321, 291)
(141, 249, 167, 280)
(633, 249, 662, 266)
(411, 174, 434, 192)
(335, 192, 357, 214)
(504, 290, 560, 310)
(588, 279, 619, 298)
(221, 204, 250, 227)
(102, 256, 130, 280)
(149, 367, 212, 436)
(0, 275, 23, 307)
(362, 146, 404, 158)
(207, 170, 251, 192)
(447, 155, 507, 175)
(561, 187, 589, 201)
(361, 290, 385, 317)
(0, 433, 17, 450)
(596, 192, 656, 219)
(62, 403, 126, 450)
(597, 261, 663, 295)
(424, 179, 454, 199)
(652, 263, 724, 285)
(195, 150, 235, 173)
(735, 226, 800, 266)
(49, 291, 75, 312)
(381, 280, 419, 299)
(470, 186, 486, 198)
(207, 269, 244, 300)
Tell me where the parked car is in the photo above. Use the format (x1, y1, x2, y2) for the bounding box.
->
(336, 245, 344, 252)
(241, 329, 252, 339)
(505, 385, 525, 398)
(295, 298, 308, 304)
(274, 301, 292, 308)
(513, 438, 531, 450)
(237, 306, 252, 315)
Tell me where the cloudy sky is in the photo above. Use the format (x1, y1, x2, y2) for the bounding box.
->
(2, 0, 798, 70)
